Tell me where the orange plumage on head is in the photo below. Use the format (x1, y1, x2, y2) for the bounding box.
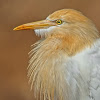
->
(14, 9, 100, 100)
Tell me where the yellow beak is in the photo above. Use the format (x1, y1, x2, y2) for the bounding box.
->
(13, 20, 57, 31)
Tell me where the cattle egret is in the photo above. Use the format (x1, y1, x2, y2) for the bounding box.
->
(14, 9, 100, 100)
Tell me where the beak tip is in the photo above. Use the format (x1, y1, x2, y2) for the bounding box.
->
(13, 28, 17, 31)
(13, 25, 25, 31)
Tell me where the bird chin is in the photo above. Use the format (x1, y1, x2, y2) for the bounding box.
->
(34, 26, 56, 38)
(34, 29, 47, 38)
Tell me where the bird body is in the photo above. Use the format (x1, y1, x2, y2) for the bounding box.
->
(14, 9, 100, 100)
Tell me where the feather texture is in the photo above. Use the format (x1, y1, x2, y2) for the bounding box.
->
(28, 37, 100, 100)
(14, 9, 100, 100)
(27, 9, 100, 100)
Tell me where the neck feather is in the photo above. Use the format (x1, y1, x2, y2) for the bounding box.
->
(28, 32, 99, 100)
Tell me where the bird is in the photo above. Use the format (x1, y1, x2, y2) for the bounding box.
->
(14, 9, 100, 100)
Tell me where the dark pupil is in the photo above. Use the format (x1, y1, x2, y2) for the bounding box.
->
(58, 21, 61, 23)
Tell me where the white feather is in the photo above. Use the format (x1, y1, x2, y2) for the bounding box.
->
(69, 39, 100, 100)
(34, 26, 56, 37)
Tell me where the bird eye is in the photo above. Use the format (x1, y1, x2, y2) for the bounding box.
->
(56, 19, 62, 25)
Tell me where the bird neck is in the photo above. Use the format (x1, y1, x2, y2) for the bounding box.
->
(44, 33, 98, 56)
(28, 32, 100, 100)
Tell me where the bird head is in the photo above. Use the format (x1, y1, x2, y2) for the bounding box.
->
(14, 9, 99, 39)
(14, 9, 100, 56)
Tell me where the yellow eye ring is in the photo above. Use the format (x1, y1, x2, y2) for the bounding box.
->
(56, 20, 62, 25)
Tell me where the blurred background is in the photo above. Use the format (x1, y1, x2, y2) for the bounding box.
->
(0, 0, 100, 100)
